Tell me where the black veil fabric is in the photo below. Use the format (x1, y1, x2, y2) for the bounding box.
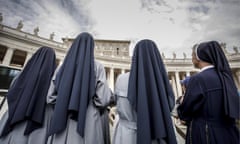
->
(127, 40, 177, 144)
(196, 41, 240, 119)
(48, 32, 95, 137)
(1, 47, 56, 136)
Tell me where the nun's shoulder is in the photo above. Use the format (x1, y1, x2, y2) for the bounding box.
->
(94, 60, 104, 68)
(118, 72, 129, 80)
(192, 69, 213, 80)
(116, 72, 130, 84)
(185, 73, 200, 85)
(115, 72, 130, 95)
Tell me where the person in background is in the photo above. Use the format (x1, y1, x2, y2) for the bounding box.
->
(178, 76, 191, 106)
(47, 32, 112, 144)
(178, 41, 239, 144)
(172, 76, 191, 125)
(0, 47, 56, 144)
(112, 39, 177, 144)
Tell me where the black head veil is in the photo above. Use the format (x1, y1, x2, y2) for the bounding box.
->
(1, 47, 56, 136)
(127, 40, 177, 144)
(196, 41, 239, 119)
(48, 32, 95, 137)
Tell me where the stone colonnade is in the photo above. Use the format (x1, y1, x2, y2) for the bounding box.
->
(1, 47, 32, 67)
(104, 66, 200, 97)
(1, 46, 240, 97)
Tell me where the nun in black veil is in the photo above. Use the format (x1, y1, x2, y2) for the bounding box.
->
(178, 41, 239, 144)
(0, 46, 56, 144)
(47, 32, 112, 144)
(112, 39, 177, 144)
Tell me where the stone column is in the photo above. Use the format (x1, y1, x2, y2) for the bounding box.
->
(23, 52, 32, 66)
(2, 48, 14, 66)
(121, 69, 125, 74)
(175, 71, 182, 96)
(235, 70, 240, 89)
(109, 67, 114, 91)
(171, 74, 178, 97)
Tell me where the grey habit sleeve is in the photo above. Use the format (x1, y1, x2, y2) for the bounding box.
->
(46, 66, 60, 104)
(93, 61, 112, 108)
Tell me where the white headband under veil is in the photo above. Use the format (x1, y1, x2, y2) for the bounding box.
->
(193, 44, 201, 60)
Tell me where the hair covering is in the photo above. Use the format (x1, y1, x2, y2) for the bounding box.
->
(1, 47, 56, 136)
(196, 41, 239, 119)
(180, 76, 191, 87)
(48, 32, 95, 137)
(127, 40, 177, 144)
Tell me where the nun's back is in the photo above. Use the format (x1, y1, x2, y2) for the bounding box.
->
(113, 73, 166, 144)
(48, 61, 112, 144)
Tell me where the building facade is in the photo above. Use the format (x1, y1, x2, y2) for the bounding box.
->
(1, 20, 240, 98)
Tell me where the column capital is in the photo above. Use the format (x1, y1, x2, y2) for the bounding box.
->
(7, 47, 15, 51)
(175, 71, 180, 74)
(110, 67, 114, 70)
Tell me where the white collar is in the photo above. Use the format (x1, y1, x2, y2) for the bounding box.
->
(200, 65, 214, 72)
